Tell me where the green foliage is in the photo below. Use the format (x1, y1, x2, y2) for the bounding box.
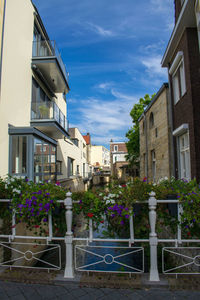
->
(0, 176, 66, 235)
(126, 94, 155, 166)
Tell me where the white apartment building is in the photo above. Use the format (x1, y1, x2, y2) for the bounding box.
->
(90, 145, 110, 170)
(0, 0, 77, 183)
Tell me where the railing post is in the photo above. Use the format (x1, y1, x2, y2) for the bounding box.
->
(148, 191, 160, 281)
(64, 192, 74, 278)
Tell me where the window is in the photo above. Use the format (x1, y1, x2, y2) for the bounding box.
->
(169, 52, 186, 105)
(114, 145, 118, 152)
(76, 165, 80, 175)
(155, 128, 158, 138)
(11, 136, 27, 175)
(34, 138, 56, 183)
(178, 132, 190, 180)
(149, 112, 154, 128)
(151, 150, 156, 183)
(56, 161, 62, 175)
(72, 138, 79, 147)
(68, 157, 74, 177)
(31, 78, 51, 120)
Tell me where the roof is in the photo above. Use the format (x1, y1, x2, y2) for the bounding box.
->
(83, 134, 90, 145)
(138, 83, 168, 122)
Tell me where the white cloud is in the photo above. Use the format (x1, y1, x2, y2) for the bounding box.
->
(97, 82, 114, 91)
(141, 55, 167, 77)
(68, 89, 140, 146)
(87, 22, 115, 37)
(150, 0, 172, 12)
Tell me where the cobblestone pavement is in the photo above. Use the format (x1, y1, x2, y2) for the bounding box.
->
(0, 281, 200, 300)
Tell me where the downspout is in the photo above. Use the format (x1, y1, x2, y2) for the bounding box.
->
(144, 112, 149, 181)
(167, 65, 176, 178)
(0, 0, 7, 100)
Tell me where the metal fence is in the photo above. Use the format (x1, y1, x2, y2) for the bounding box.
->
(0, 192, 200, 280)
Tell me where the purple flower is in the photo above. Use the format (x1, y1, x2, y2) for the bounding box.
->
(37, 190, 42, 195)
(125, 214, 130, 219)
(39, 203, 43, 207)
(43, 218, 48, 222)
(79, 200, 82, 204)
(120, 220, 125, 225)
(46, 193, 50, 197)
(31, 196, 37, 200)
(33, 201, 37, 205)
(125, 208, 129, 211)
(39, 207, 43, 211)
(111, 214, 116, 218)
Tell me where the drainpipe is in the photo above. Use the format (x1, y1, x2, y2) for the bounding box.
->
(167, 64, 176, 178)
(144, 112, 149, 181)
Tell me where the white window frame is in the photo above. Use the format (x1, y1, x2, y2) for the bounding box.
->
(169, 51, 186, 105)
(173, 124, 191, 181)
(114, 145, 118, 152)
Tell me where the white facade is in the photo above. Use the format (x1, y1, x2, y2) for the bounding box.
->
(90, 145, 110, 169)
(0, 0, 70, 182)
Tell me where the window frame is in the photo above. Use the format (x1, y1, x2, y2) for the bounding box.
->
(169, 51, 186, 105)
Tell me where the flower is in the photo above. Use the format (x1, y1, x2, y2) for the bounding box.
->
(143, 177, 147, 182)
(87, 213, 94, 218)
(55, 181, 61, 186)
(100, 220, 104, 223)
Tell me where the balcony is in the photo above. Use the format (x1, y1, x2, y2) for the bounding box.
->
(31, 101, 69, 139)
(32, 40, 69, 94)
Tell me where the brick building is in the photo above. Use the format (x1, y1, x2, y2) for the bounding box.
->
(139, 83, 173, 183)
(161, 0, 200, 181)
(110, 141, 138, 179)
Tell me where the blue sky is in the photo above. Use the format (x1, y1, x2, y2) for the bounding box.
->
(33, 0, 174, 148)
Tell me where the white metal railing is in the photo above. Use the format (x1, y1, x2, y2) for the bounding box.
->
(0, 192, 200, 280)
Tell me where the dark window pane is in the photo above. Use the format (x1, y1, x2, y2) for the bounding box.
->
(12, 136, 27, 174)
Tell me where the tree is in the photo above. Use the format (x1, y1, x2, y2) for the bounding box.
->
(126, 94, 155, 166)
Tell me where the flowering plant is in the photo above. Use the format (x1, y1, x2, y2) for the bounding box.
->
(73, 190, 105, 225)
(0, 176, 66, 235)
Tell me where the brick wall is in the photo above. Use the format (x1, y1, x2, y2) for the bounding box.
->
(110, 143, 127, 153)
(139, 85, 173, 182)
(169, 28, 200, 180)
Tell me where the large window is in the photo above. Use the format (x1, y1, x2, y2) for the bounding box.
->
(31, 78, 52, 120)
(11, 136, 27, 176)
(34, 138, 56, 183)
(68, 157, 74, 177)
(178, 132, 191, 180)
(169, 52, 186, 105)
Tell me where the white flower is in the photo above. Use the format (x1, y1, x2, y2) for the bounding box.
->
(5, 184, 7, 188)
(99, 193, 103, 196)
(110, 199, 115, 204)
(13, 188, 21, 194)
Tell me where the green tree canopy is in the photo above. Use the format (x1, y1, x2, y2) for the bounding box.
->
(126, 94, 155, 166)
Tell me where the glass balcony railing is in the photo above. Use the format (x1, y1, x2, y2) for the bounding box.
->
(32, 40, 68, 80)
(31, 101, 69, 133)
